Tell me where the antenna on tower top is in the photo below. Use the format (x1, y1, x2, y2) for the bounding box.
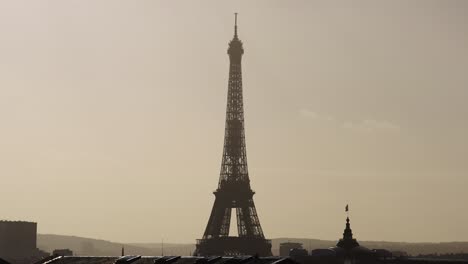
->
(234, 13, 238, 38)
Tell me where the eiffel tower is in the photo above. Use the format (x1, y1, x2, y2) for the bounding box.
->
(194, 14, 272, 257)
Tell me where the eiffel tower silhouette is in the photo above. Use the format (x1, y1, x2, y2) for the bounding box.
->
(194, 14, 272, 257)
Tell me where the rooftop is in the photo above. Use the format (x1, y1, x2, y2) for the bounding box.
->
(0, 220, 36, 224)
(38, 256, 296, 264)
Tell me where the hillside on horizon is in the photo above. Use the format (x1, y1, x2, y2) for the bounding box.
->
(38, 234, 468, 256)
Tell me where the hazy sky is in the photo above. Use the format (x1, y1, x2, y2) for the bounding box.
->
(1, 0, 467, 244)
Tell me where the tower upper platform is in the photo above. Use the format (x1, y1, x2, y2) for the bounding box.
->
(228, 13, 244, 62)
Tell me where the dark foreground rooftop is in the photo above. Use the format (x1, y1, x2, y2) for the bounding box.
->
(38, 256, 296, 264)
(35, 255, 468, 264)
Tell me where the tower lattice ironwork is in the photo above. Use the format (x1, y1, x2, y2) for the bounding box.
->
(194, 14, 272, 257)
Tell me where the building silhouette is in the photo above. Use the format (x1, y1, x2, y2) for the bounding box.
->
(280, 243, 304, 257)
(335, 217, 361, 251)
(194, 14, 272, 257)
(52, 249, 73, 256)
(0, 221, 49, 264)
(327, 216, 374, 261)
(293, 210, 377, 264)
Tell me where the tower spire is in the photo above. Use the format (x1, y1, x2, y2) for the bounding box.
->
(234, 13, 238, 38)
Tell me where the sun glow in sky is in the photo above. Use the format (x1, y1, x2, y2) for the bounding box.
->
(0, 0, 467, 243)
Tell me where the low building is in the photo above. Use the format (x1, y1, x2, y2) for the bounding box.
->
(373, 249, 392, 260)
(309, 249, 335, 258)
(280, 243, 303, 257)
(52, 249, 73, 256)
(289, 249, 308, 258)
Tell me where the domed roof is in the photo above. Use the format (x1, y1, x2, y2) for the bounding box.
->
(336, 217, 360, 250)
(332, 215, 376, 258)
